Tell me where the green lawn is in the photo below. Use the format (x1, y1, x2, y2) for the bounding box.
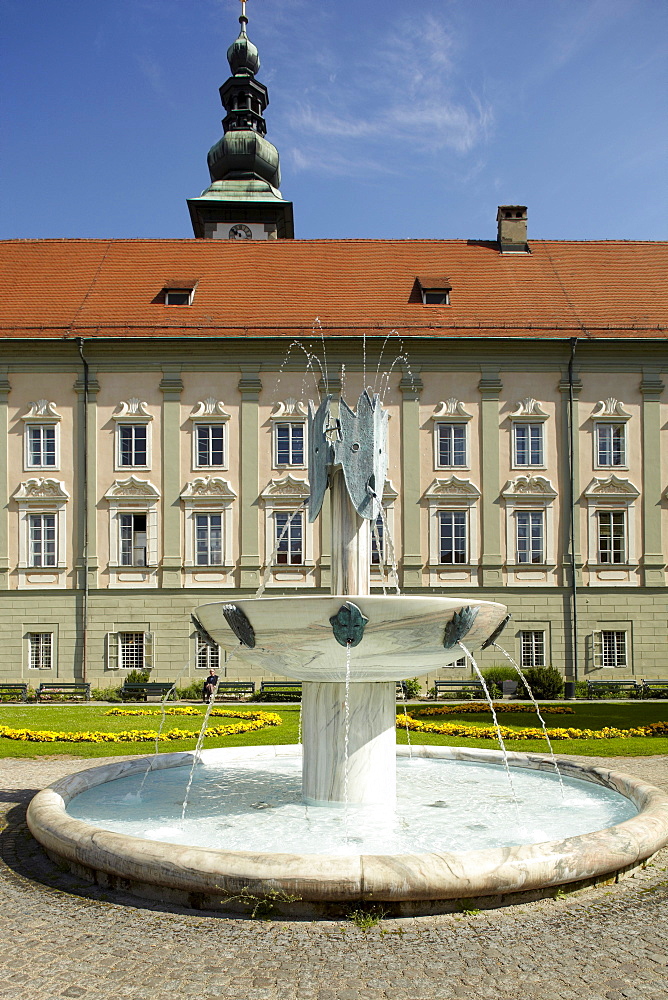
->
(0, 701, 666, 758)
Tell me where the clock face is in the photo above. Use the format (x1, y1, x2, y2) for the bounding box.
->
(229, 224, 253, 240)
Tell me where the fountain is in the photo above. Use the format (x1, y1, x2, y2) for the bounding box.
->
(27, 387, 668, 917)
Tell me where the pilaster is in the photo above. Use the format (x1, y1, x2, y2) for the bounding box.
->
(399, 370, 423, 589)
(478, 368, 503, 586)
(640, 370, 665, 586)
(74, 372, 100, 589)
(559, 372, 583, 587)
(238, 366, 262, 589)
(159, 369, 184, 588)
(0, 369, 10, 589)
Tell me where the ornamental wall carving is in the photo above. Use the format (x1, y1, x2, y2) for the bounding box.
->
(21, 400, 62, 422)
(503, 475, 557, 499)
(584, 475, 639, 499)
(15, 478, 70, 502)
(112, 399, 152, 420)
(180, 477, 237, 500)
(189, 398, 231, 420)
(431, 399, 473, 421)
(509, 398, 549, 420)
(424, 477, 481, 500)
(591, 398, 632, 420)
(270, 399, 307, 419)
(104, 476, 160, 500)
(260, 474, 310, 499)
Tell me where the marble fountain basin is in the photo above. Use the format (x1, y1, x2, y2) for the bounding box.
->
(195, 595, 507, 682)
(26, 745, 668, 917)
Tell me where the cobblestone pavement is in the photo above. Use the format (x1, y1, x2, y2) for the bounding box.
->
(1, 754, 667, 1000)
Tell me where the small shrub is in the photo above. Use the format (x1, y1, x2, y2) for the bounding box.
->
(176, 681, 203, 701)
(399, 678, 421, 699)
(346, 904, 388, 931)
(515, 666, 564, 700)
(124, 668, 151, 685)
(91, 687, 122, 702)
(481, 665, 519, 698)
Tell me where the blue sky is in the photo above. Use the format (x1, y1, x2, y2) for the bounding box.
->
(2, 0, 667, 241)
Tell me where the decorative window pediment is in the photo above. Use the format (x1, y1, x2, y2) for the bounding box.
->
(509, 398, 549, 421)
(591, 398, 632, 422)
(380, 478, 399, 502)
(104, 477, 161, 502)
(270, 399, 307, 420)
(584, 476, 639, 501)
(431, 399, 473, 422)
(424, 477, 481, 503)
(14, 478, 69, 503)
(502, 476, 557, 503)
(180, 477, 237, 502)
(189, 398, 231, 421)
(21, 400, 62, 422)
(260, 474, 310, 501)
(112, 399, 153, 422)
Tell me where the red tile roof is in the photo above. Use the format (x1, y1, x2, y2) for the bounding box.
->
(0, 238, 666, 339)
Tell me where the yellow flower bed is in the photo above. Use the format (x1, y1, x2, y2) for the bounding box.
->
(0, 710, 282, 744)
(414, 703, 574, 717)
(396, 714, 668, 740)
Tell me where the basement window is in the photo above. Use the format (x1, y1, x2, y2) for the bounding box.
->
(164, 288, 194, 305)
(416, 276, 451, 305)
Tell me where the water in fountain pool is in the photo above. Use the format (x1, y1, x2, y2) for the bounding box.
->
(66, 755, 637, 857)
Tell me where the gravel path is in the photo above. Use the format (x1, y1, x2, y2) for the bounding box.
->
(1, 753, 667, 1000)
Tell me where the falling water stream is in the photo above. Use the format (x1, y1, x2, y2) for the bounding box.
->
(137, 659, 192, 797)
(458, 642, 521, 823)
(343, 641, 352, 838)
(181, 677, 222, 821)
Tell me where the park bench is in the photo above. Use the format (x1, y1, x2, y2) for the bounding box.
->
(37, 682, 90, 702)
(213, 681, 255, 700)
(641, 679, 668, 698)
(0, 683, 28, 702)
(121, 682, 177, 702)
(586, 678, 642, 699)
(259, 681, 302, 701)
(433, 679, 485, 700)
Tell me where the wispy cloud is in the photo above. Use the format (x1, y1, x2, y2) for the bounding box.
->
(268, 8, 493, 177)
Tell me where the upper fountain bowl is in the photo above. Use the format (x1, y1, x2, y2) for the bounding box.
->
(195, 595, 508, 682)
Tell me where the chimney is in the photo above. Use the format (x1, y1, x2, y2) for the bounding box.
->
(497, 205, 528, 253)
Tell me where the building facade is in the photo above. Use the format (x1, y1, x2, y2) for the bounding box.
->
(0, 224, 666, 690)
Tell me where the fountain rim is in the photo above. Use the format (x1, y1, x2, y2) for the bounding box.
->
(27, 745, 668, 908)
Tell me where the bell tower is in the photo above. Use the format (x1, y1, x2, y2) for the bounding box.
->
(188, 0, 294, 240)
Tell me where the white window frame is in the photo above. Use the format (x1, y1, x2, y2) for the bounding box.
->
(584, 477, 639, 578)
(164, 288, 194, 306)
(27, 631, 54, 670)
(104, 477, 160, 588)
(591, 399, 631, 471)
(196, 635, 221, 671)
(515, 509, 545, 565)
(28, 512, 57, 567)
(431, 400, 472, 471)
(274, 509, 304, 566)
(438, 509, 469, 565)
(15, 478, 69, 589)
(274, 422, 306, 467)
(189, 399, 231, 472)
(520, 630, 545, 667)
(260, 475, 313, 586)
(593, 630, 628, 668)
(112, 399, 153, 472)
(270, 400, 307, 470)
(509, 398, 548, 470)
(502, 476, 557, 582)
(180, 477, 236, 587)
(119, 512, 149, 567)
(425, 477, 480, 585)
(21, 400, 62, 472)
(595, 423, 627, 469)
(106, 631, 154, 671)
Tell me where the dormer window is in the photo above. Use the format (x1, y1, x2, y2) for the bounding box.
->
(164, 288, 194, 306)
(416, 276, 451, 305)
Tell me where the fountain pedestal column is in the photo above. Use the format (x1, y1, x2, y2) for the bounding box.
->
(302, 470, 398, 806)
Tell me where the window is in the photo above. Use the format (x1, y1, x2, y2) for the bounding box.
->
(197, 637, 220, 671)
(120, 514, 147, 566)
(118, 425, 148, 468)
(27, 425, 56, 468)
(520, 631, 545, 667)
(598, 511, 625, 563)
(438, 511, 467, 564)
(371, 513, 384, 565)
(514, 424, 543, 466)
(423, 290, 450, 305)
(164, 288, 193, 305)
(596, 424, 626, 467)
(436, 424, 467, 467)
(275, 510, 303, 565)
(275, 423, 304, 466)
(196, 425, 225, 468)
(516, 511, 544, 564)
(106, 631, 154, 670)
(28, 632, 52, 669)
(195, 513, 223, 566)
(594, 630, 627, 668)
(29, 514, 56, 567)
